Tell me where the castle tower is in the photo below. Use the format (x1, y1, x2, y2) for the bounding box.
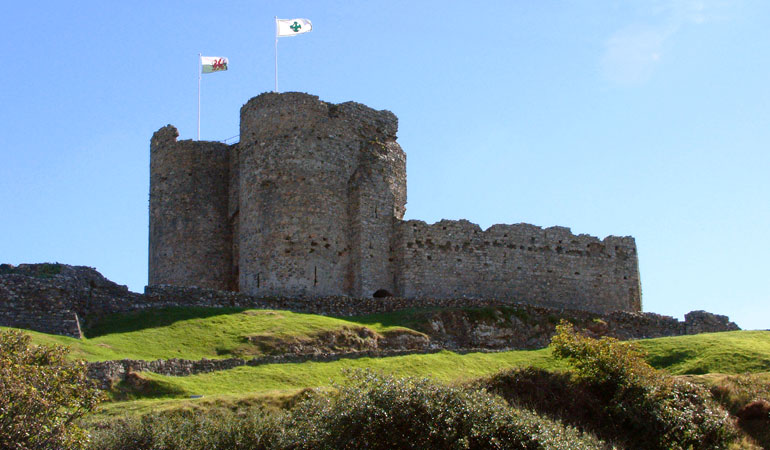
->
(148, 125, 233, 290)
(237, 92, 406, 297)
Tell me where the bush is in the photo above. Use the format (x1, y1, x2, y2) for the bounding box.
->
(89, 410, 279, 450)
(277, 370, 606, 449)
(0, 329, 103, 450)
(548, 321, 735, 450)
(89, 371, 607, 450)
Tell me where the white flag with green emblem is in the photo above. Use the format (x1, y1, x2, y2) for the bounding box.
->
(276, 18, 312, 37)
(200, 56, 228, 74)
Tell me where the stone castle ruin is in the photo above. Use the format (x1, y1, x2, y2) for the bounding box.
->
(149, 92, 642, 314)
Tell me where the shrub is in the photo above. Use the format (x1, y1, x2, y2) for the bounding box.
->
(548, 321, 736, 450)
(277, 370, 606, 449)
(89, 410, 278, 450)
(89, 371, 607, 450)
(0, 329, 103, 450)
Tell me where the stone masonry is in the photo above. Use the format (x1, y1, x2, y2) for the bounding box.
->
(149, 92, 641, 313)
(0, 264, 737, 341)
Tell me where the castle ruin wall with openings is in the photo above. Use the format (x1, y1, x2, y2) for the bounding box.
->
(148, 92, 641, 313)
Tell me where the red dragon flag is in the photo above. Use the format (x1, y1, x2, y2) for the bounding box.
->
(200, 56, 229, 74)
(276, 18, 312, 37)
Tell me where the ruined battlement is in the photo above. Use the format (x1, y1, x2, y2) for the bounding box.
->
(395, 220, 640, 312)
(148, 92, 642, 314)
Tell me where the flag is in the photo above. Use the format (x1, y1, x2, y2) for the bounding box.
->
(276, 18, 312, 37)
(201, 56, 228, 74)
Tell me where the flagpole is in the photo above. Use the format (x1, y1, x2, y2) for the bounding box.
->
(274, 17, 278, 93)
(197, 53, 201, 141)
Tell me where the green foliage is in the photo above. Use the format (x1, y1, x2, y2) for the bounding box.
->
(0, 329, 104, 450)
(89, 409, 279, 450)
(280, 370, 605, 449)
(89, 371, 606, 450)
(551, 320, 656, 388)
(549, 321, 736, 450)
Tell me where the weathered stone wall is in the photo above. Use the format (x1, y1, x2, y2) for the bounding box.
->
(347, 138, 406, 297)
(148, 125, 233, 290)
(394, 220, 641, 313)
(146, 92, 642, 313)
(237, 92, 405, 297)
(0, 264, 143, 337)
(0, 264, 737, 349)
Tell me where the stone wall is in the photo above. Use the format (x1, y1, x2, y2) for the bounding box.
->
(394, 220, 641, 313)
(0, 264, 143, 337)
(148, 126, 233, 290)
(0, 264, 736, 343)
(237, 93, 406, 298)
(147, 91, 641, 314)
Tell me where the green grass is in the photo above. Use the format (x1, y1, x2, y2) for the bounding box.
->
(7, 308, 768, 373)
(3, 307, 424, 361)
(639, 330, 770, 375)
(6, 308, 769, 420)
(93, 327, 769, 417)
(136, 349, 563, 396)
(92, 348, 564, 418)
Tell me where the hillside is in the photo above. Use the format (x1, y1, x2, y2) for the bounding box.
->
(5, 307, 769, 420)
(5, 307, 769, 449)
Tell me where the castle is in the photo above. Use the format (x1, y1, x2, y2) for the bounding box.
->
(149, 92, 642, 314)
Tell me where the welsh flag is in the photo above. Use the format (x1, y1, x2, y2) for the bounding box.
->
(201, 56, 228, 74)
(276, 18, 312, 37)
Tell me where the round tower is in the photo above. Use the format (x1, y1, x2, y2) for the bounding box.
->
(148, 125, 233, 290)
(237, 92, 405, 297)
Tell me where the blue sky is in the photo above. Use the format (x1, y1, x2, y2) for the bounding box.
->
(1, 1, 768, 329)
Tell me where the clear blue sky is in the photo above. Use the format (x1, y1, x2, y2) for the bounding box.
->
(1, 1, 768, 330)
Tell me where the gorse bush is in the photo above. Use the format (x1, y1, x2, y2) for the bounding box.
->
(90, 370, 607, 450)
(548, 321, 736, 450)
(0, 329, 103, 450)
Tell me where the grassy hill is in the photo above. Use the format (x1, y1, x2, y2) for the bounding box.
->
(5, 307, 769, 449)
(4, 306, 769, 421)
(4, 307, 426, 361)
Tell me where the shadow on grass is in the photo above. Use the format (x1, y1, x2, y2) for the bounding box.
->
(84, 307, 248, 338)
(646, 349, 697, 370)
(109, 372, 189, 401)
(341, 307, 440, 329)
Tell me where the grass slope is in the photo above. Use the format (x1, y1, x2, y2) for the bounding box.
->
(5, 308, 769, 419)
(641, 330, 770, 374)
(96, 348, 564, 418)
(113, 330, 770, 402)
(3, 307, 424, 361)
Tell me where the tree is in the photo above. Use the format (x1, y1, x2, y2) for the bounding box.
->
(0, 329, 103, 450)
